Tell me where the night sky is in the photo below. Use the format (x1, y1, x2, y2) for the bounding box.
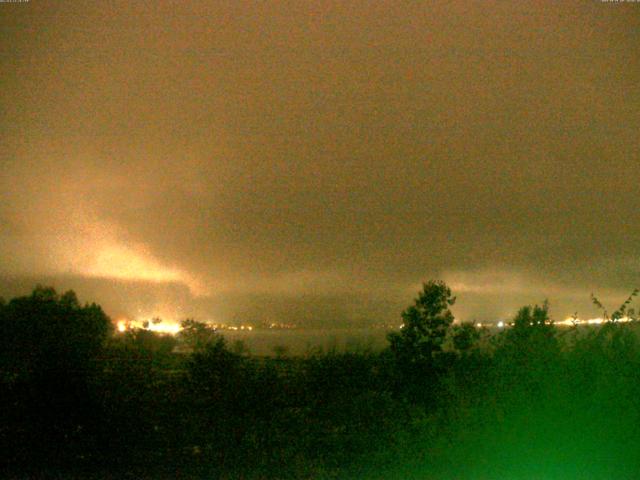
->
(1, 1, 639, 327)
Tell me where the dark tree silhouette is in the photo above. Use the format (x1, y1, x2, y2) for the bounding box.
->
(272, 344, 289, 359)
(505, 302, 556, 349)
(591, 288, 639, 322)
(0, 285, 112, 380)
(388, 280, 456, 367)
(179, 318, 219, 351)
(4, 282, 640, 479)
(0, 286, 112, 469)
(386, 281, 457, 404)
(451, 321, 481, 353)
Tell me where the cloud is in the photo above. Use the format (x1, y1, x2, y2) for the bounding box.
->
(1, 2, 639, 326)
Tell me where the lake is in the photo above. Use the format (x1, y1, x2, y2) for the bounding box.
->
(218, 328, 393, 356)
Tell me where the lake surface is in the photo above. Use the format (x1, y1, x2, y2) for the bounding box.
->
(218, 328, 393, 356)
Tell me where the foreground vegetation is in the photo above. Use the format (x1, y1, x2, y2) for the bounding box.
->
(2, 283, 640, 479)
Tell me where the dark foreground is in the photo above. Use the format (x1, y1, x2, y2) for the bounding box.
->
(2, 284, 640, 479)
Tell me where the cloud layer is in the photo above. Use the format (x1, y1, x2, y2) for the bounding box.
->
(1, 1, 639, 325)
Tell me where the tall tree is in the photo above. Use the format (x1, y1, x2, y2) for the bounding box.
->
(388, 280, 456, 370)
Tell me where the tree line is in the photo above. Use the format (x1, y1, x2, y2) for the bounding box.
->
(2, 282, 640, 479)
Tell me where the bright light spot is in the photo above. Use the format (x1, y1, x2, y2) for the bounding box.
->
(559, 318, 579, 327)
(135, 318, 182, 334)
(545, 316, 635, 327)
(115, 317, 257, 335)
(116, 317, 182, 335)
(147, 322, 182, 334)
(497, 321, 504, 328)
